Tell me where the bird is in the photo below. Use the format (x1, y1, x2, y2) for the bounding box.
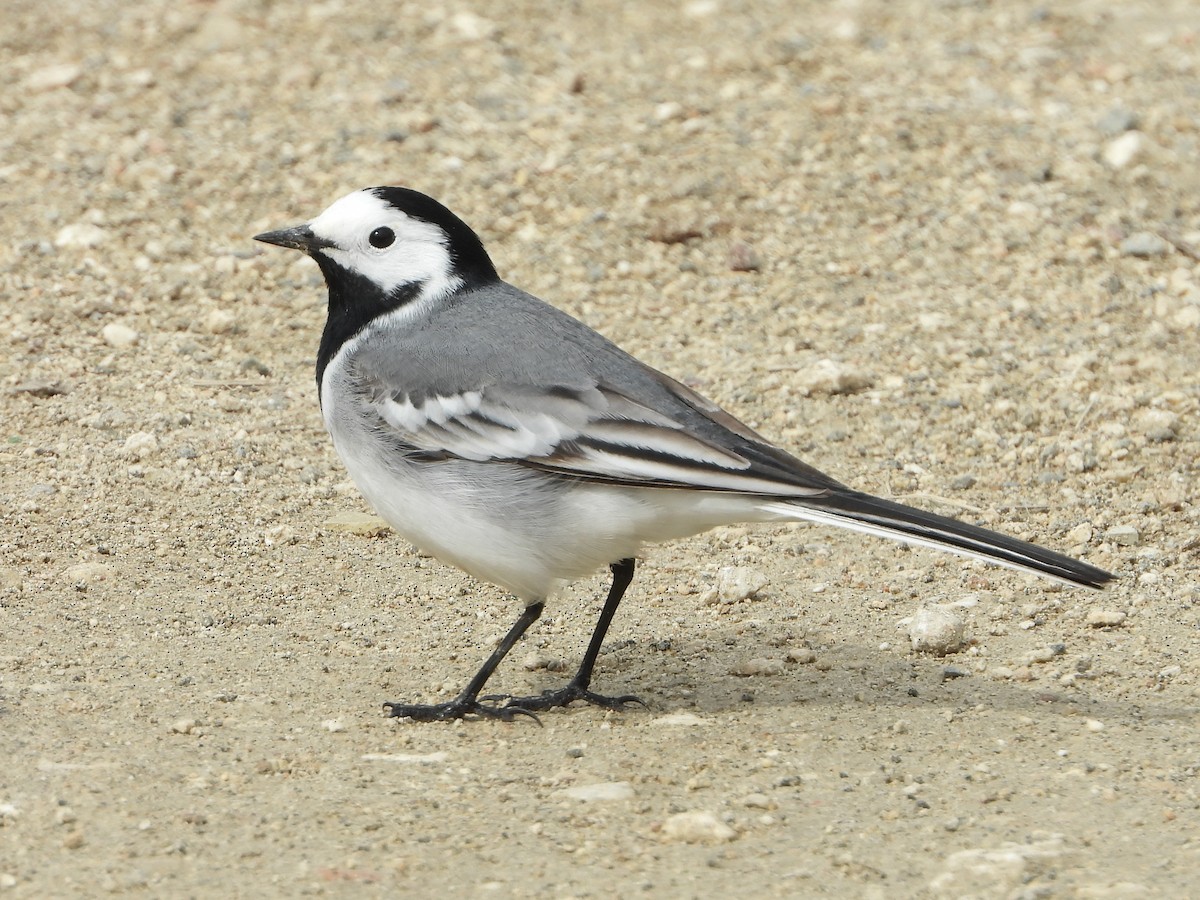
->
(254, 186, 1114, 722)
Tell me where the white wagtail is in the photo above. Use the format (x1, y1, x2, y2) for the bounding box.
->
(255, 186, 1114, 722)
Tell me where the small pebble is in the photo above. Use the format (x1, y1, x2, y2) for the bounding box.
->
(730, 658, 784, 677)
(320, 719, 345, 733)
(101, 323, 140, 348)
(121, 431, 159, 460)
(1023, 643, 1066, 665)
(522, 652, 566, 672)
(321, 512, 391, 536)
(62, 832, 84, 850)
(785, 648, 816, 664)
(651, 712, 707, 727)
(170, 718, 197, 734)
(1135, 409, 1178, 442)
(1102, 130, 1145, 169)
(263, 524, 297, 546)
(1086, 719, 1105, 732)
(60, 562, 112, 585)
(558, 782, 634, 802)
(715, 566, 769, 603)
(741, 793, 772, 809)
(1096, 107, 1138, 136)
(660, 810, 736, 843)
(930, 836, 1065, 896)
(654, 101, 684, 122)
(727, 242, 761, 271)
(1119, 232, 1169, 258)
(1086, 609, 1127, 628)
(1066, 523, 1093, 545)
(26, 63, 83, 91)
(1105, 524, 1140, 546)
(56, 222, 108, 248)
(360, 752, 448, 764)
(205, 309, 237, 334)
(795, 358, 873, 396)
(908, 605, 966, 656)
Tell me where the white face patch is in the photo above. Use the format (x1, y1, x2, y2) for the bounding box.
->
(307, 189, 463, 299)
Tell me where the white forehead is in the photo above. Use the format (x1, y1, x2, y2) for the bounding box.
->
(307, 189, 458, 297)
(309, 190, 440, 244)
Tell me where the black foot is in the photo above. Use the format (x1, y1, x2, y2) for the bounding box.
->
(384, 698, 541, 724)
(486, 683, 647, 714)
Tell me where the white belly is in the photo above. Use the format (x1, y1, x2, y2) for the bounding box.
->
(328, 423, 777, 602)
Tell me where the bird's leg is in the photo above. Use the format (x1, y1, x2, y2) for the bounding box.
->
(499, 558, 646, 713)
(385, 601, 545, 723)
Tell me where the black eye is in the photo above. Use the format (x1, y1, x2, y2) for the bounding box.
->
(369, 227, 395, 249)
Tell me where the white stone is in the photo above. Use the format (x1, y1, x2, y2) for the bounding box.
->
(1086, 609, 1126, 628)
(660, 810, 736, 843)
(60, 562, 113, 585)
(321, 512, 391, 536)
(1066, 523, 1094, 544)
(651, 713, 708, 727)
(1105, 524, 1140, 546)
(929, 836, 1066, 897)
(360, 752, 448, 764)
(730, 658, 784, 677)
(908, 605, 966, 656)
(655, 101, 684, 122)
(26, 63, 82, 91)
(795, 358, 872, 395)
(716, 565, 769, 603)
(121, 432, 159, 460)
(1134, 408, 1178, 440)
(204, 309, 237, 334)
(1102, 130, 1144, 169)
(101, 323, 140, 348)
(56, 223, 107, 249)
(1120, 232, 1170, 258)
(558, 782, 634, 802)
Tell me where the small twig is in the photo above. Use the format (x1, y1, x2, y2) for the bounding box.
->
(189, 380, 277, 389)
(993, 502, 1051, 513)
(1074, 395, 1097, 431)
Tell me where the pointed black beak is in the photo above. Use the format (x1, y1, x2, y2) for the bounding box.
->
(253, 224, 335, 255)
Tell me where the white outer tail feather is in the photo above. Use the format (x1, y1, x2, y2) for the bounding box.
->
(758, 500, 1106, 590)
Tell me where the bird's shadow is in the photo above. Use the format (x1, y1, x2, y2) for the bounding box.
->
(555, 639, 1200, 728)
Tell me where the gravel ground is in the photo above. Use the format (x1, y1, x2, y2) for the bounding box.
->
(3, 1, 1199, 896)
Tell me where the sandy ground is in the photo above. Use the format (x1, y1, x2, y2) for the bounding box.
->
(3, 0, 1199, 896)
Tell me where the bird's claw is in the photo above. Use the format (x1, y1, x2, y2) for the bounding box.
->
(384, 697, 542, 724)
(494, 684, 647, 713)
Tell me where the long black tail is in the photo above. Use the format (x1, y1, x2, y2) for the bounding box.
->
(765, 490, 1114, 589)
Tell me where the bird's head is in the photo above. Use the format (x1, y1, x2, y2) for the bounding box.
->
(255, 187, 498, 304)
